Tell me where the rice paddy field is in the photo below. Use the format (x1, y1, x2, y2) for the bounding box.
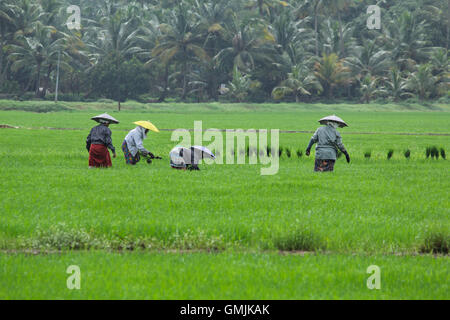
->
(0, 100, 449, 299)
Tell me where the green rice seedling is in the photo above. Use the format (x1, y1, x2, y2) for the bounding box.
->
(285, 148, 291, 158)
(246, 145, 250, 157)
(404, 149, 411, 159)
(278, 146, 283, 157)
(440, 148, 446, 160)
(426, 147, 431, 158)
(364, 151, 371, 159)
(272, 229, 325, 252)
(296, 149, 303, 158)
(419, 231, 449, 255)
(337, 150, 343, 159)
(431, 146, 439, 159)
(266, 145, 271, 157)
(387, 149, 394, 160)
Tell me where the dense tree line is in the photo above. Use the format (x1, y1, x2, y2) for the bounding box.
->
(0, 0, 448, 107)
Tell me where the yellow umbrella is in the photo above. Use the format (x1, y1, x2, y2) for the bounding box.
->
(133, 121, 159, 133)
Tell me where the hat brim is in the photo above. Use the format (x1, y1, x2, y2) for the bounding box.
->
(319, 120, 347, 128)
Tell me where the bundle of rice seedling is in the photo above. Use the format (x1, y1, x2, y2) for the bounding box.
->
(404, 149, 411, 159)
(278, 147, 283, 157)
(296, 149, 303, 158)
(364, 151, 371, 159)
(440, 148, 446, 160)
(431, 146, 439, 159)
(426, 147, 431, 158)
(387, 149, 394, 160)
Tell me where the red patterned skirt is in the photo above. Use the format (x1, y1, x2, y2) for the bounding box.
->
(314, 159, 335, 172)
(89, 144, 112, 168)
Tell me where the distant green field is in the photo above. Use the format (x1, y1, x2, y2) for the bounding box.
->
(0, 101, 448, 299)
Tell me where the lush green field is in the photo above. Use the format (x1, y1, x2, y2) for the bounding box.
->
(0, 101, 448, 299)
(1, 252, 448, 300)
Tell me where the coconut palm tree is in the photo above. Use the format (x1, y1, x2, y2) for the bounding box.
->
(314, 52, 351, 98)
(7, 21, 65, 97)
(225, 66, 251, 102)
(320, 0, 354, 57)
(0, 0, 15, 87)
(318, 18, 356, 58)
(380, 67, 412, 101)
(214, 17, 276, 73)
(293, 0, 325, 57)
(359, 75, 383, 103)
(152, 5, 209, 100)
(272, 64, 322, 102)
(245, 0, 289, 17)
(382, 11, 431, 70)
(346, 39, 391, 81)
(405, 64, 438, 100)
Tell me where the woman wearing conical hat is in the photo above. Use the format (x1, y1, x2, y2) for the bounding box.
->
(86, 113, 119, 168)
(122, 121, 159, 165)
(305, 115, 350, 172)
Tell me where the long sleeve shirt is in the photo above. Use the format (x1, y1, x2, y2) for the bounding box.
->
(308, 125, 347, 160)
(124, 126, 150, 157)
(86, 124, 115, 153)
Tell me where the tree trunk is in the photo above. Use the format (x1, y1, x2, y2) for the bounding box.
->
(42, 64, 53, 98)
(314, 4, 319, 57)
(35, 63, 42, 97)
(158, 64, 169, 103)
(182, 59, 188, 101)
(447, 0, 450, 50)
(337, 9, 344, 57)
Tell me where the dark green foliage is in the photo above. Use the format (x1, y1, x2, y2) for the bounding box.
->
(0, 102, 69, 113)
(440, 148, 446, 160)
(0, 0, 447, 103)
(387, 149, 394, 160)
(419, 231, 449, 255)
(296, 149, 303, 158)
(278, 147, 283, 157)
(89, 55, 150, 110)
(426, 147, 431, 158)
(364, 151, 371, 159)
(273, 229, 325, 252)
(404, 149, 411, 159)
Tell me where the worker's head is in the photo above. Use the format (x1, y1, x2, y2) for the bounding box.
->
(99, 119, 110, 127)
(326, 121, 339, 129)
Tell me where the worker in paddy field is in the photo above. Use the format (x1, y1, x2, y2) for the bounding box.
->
(122, 121, 160, 165)
(305, 115, 350, 172)
(86, 113, 119, 168)
(169, 146, 215, 171)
